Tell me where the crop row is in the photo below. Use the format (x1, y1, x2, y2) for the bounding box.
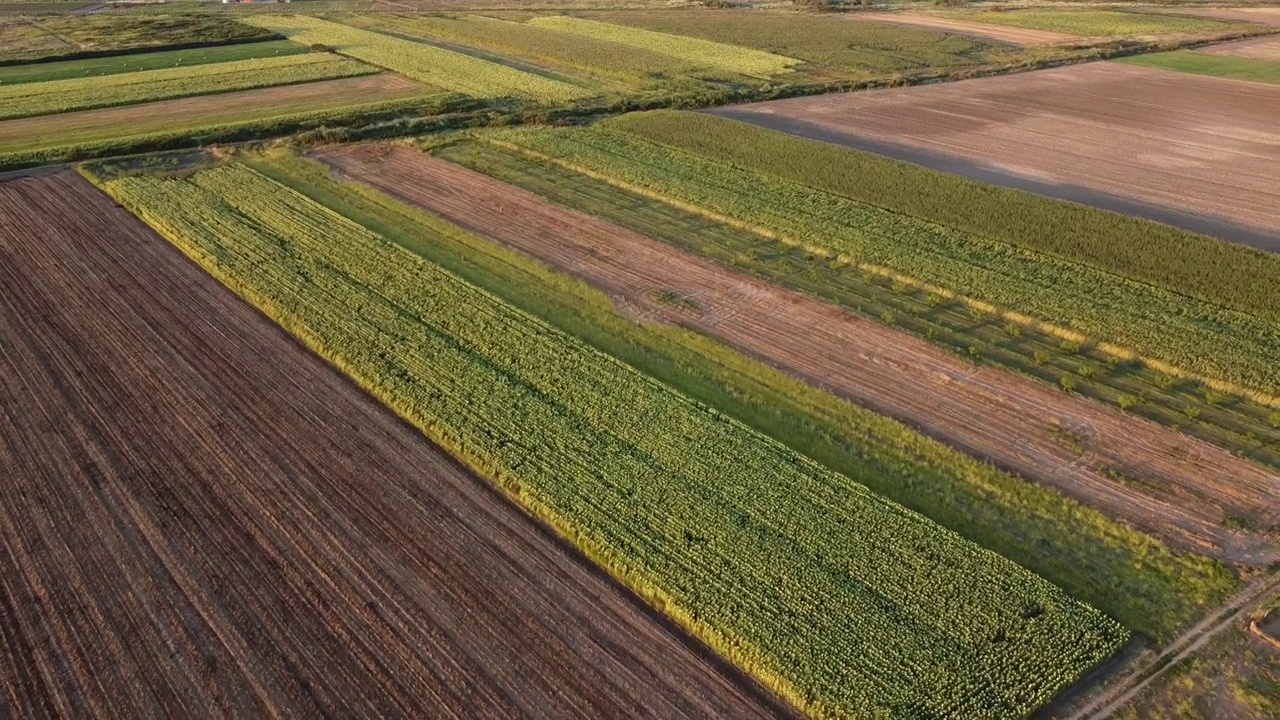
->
(526, 16, 800, 78)
(244, 16, 595, 103)
(105, 163, 1126, 720)
(608, 111, 1280, 324)
(0, 52, 373, 120)
(485, 126, 1280, 395)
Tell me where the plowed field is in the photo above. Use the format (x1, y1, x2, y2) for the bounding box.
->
(0, 172, 796, 720)
(319, 145, 1280, 566)
(712, 62, 1280, 241)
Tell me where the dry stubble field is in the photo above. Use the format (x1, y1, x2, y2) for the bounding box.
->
(714, 62, 1280, 240)
(319, 145, 1280, 566)
(0, 172, 797, 720)
(850, 14, 1077, 46)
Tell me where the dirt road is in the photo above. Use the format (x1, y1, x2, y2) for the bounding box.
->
(712, 62, 1280, 244)
(0, 172, 797, 720)
(320, 145, 1280, 565)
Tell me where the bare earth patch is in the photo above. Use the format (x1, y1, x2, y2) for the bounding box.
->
(713, 62, 1280, 237)
(1200, 35, 1280, 60)
(1158, 7, 1280, 27)
(0, 172, 796, 720)
(319, 144, 1280, 566)
(851, 12, 1078, 45)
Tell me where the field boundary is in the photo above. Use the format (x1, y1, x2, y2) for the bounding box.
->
(484, 137, 1280, 410)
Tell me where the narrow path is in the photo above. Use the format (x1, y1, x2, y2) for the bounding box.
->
(1063, 572, 1280, 719)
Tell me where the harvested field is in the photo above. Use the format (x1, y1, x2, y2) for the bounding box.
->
(0, 73, 427, 155)
(319, 144, 1280, 566)
(0, 171, 796, 720)
(714, 62, 1280, 241)
(852, 13, 1077, 46)
(1200, 36, 1280, 60)
(1159, 7, 1280, 27)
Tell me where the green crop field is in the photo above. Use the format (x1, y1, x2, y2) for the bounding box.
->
(1116, 50, 1280, 84)
(571, 9, 1012, 75)
(0, 14, 277, 63)
(0, 52, 374, 120)
(946, 9, 1232, 37)
(475, 123, 1280, 399)
(103, 161, 1128, 720)
(0, 39, 307, 85)
(344, 13, 745, 90)
(247, 148, 1240, 642)
(526, 16, 801, 77)
(431, 135, 1280, 473)
(609, 112, 1280, 324)
(245, 15, 594, 103)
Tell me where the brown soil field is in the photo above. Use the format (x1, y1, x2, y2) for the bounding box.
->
(713, 62, 1280, 238)
(319, 145, 1280, 566)
(1158, 7, 1280, 27)
(0, 172, 797, 720)
(0, 74, 428, 155)
(852, 12, 1078, 45)
(1200, 35, 1280, 60)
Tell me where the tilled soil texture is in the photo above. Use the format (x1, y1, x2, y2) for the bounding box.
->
(712, 62, 1280, 242)
(0, 172, 798, 720)
(319, 145, 1280, 566)
(1158, 7, 1280, 27)
(852, 12, 1078, 45)
(1200, 35, 1280, 60)
(0, 73, 427, 156)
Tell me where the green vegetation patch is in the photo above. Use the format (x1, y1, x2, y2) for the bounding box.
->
(0, 40, 307, 86)
(245, 15, 593, 103)
(0, 14, 277, 63)
(1116, 50, 1280, 84)
(527, 15, 801, 78)
(345, 13, 742, 89)
(0, 53, 374, 120)
(949, 9, 1232, 37)
(483, 124, 1280, 396)
(104, 161, 1128, 719)
(263, 147, 1238, 641)
(608, 111, 1280, 324)
(572, 9, 1007, 75)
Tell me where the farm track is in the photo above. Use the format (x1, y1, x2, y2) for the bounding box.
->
(850, 12, 1078, 46)
(0, 172, 798, 720)
(712, 62, 1280, 242)
(319, 145, 1280, 565)
(1057, 572, 1280, 720)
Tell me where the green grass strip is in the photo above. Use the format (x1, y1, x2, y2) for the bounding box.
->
(103, 161, 1127, 720)
(0, 40, 307, 85)
(1116, 49, 1280, 84)
(0, 52, 374, 120)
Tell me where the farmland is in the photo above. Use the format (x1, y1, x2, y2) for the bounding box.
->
(0, 171, 797, 720)
(474, 122, 1280, 399)
(0, 13, 277, 63)
(0, 73, 447, 168)
(5, 3, 1280, 719)
(303, 142, 1248, 628)
(0, 52, 374, 119)
(244, 15, 594, 102)
(99, 161, 1129, 719)
(0, 39, 307, 85)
